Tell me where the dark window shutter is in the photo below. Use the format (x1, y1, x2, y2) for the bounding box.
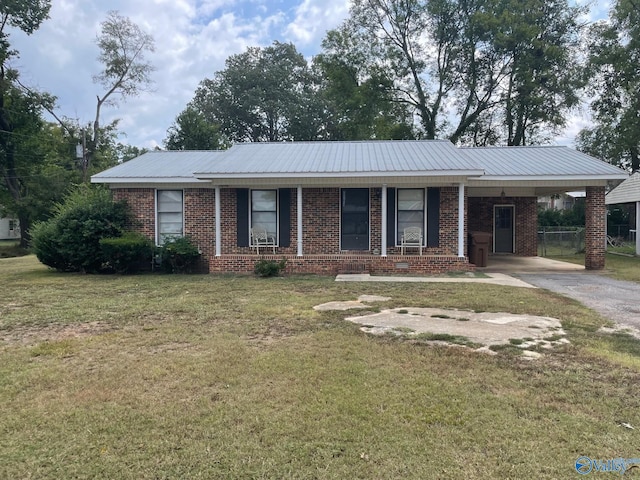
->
(278, 189, 291, 247)
(387, 188, 396, 246)
(237, 189, 249, 247)
(427, 187, 440, 248)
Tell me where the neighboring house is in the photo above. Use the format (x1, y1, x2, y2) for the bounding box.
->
(538, 191, 586, 211)
(605, 171, 640, 256)
(0, 215, 20, 240)
(91, 140, 627, 274)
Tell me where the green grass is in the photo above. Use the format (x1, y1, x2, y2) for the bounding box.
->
(0, 239, 28, 258)
(549, 252, 640, 283)
(1, 255, 639, 479)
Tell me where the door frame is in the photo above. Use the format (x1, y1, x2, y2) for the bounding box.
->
(340, 188, 370, 251)
(493, 204, 515, 254)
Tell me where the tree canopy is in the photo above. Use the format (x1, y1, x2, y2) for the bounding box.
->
(577, 0, 640, 172)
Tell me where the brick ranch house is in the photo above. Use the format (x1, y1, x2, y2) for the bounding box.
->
(91, 140, 627, 275)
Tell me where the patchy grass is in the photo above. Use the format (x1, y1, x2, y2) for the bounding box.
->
(1, 255, 639, 479)
(549, 252, 640, 283)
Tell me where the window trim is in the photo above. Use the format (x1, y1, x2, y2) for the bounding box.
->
(156, 189, 184, 246)
(250, 188, 279, 245)
(395, 188, 426, 247)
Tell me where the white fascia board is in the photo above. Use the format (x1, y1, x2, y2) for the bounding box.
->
(473, 174, 628, 183)
(193, 169, 485, 180)
(91, 177, 209, 184)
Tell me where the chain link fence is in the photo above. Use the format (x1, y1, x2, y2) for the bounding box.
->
(538, 226, 585, 257)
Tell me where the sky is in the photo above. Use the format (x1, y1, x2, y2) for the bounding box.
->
(8, 0, 611, 150)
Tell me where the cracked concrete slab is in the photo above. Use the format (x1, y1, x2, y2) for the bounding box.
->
(345, 307, 566, 348)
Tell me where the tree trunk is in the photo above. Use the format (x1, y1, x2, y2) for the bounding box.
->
(18, 213, 30, 248)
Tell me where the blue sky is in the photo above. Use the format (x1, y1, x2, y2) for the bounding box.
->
(8, 0, 610, 150)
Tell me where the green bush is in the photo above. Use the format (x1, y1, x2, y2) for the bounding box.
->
(31, 185, 131, 273)
(100, 233, 154, 274)
(160, 236, 201, 273)
(254, 258, 287, 277)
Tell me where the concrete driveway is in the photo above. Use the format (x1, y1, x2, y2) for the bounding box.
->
(516, 272, 640, 329)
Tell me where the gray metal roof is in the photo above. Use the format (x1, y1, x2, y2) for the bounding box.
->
(91, 141, 628, 186)
(605, 171, 639, 204)
(194, 140, 482, 177)
(91, 150, 225, 183)
(460, 146, 628, 179)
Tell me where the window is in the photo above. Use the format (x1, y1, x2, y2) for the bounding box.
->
(251, 189, 277, 242)
(157, 190, 183, 245)
(396, 189, 425, 245)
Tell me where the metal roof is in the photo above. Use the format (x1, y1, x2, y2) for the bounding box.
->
(460, 146, 628, 179)
(194, 140, 482, 177)
(91, 141, 628, 187)
(91, 151, 225, 183)
(605, 171, 639, 204)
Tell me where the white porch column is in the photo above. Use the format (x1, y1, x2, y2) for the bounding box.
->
(636, 201, 640, 256)
(297, 186, 303, 256)
(381, 184, 387, 257)
(215, 186, 221, 257)
(458, 183, 465, 257)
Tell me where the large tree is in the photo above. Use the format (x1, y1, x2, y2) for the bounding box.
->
(0, 0, 53, 246)
(577, 0, 640, 172)
(164, 106, 229, 150)
(192, 41, 321, 142)
(315, 26, 415, 140)
(331, 0, 584, 145)
(42, 11, 155, 179)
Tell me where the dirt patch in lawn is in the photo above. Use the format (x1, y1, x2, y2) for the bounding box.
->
(0, 321, 115, 346)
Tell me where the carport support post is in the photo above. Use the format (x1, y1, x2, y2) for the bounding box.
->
(215, 186, 221, 257)
(585, 186, 606, 270)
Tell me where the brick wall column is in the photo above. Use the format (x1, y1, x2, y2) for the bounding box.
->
(585, 186, 606, 270)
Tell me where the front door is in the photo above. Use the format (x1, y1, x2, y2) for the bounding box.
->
(494, 205, 514, 253)
(341, 188, 369, 250)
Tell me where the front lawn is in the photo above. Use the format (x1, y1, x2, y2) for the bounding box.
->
(1, 256, 639, 479)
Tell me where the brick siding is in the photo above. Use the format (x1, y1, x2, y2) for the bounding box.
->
(468, 196, 537, 256)
(585, 186, 606, 270)
(111, 186, 483, 274)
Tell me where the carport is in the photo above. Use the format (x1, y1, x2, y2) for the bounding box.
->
(605, 171, 640, 256)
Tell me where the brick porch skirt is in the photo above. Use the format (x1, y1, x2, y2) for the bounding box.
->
(208, 254, 474, 275)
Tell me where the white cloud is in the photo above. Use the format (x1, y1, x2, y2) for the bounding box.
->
(286, 0, 349, 48)
(6, 0, 612, 150)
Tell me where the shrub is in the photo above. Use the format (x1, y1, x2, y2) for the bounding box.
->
(254, 258, 287, 277)
(31, 185, 131, 273)
(100, 233, 154, 274)
(160, 236, 201, 273)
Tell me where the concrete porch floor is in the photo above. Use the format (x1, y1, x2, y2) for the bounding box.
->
(477, 255, 585, 274)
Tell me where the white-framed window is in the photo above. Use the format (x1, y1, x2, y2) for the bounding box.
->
(396, 188, 425, 245)
(157, 190, 184, 245)
(251, 189, 278, 242)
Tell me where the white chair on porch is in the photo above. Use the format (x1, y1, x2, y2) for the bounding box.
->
(250, 225, 276, 254)
(401, 226, 423, 255)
